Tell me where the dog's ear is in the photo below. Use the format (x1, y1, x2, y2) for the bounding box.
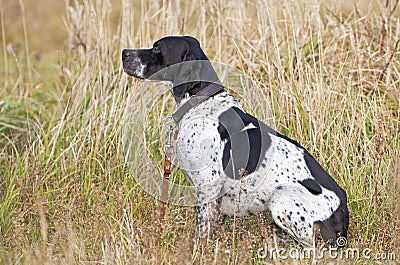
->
(172, 61, 202, 104)
(181, 36, 208, 62)
(172, 36, 219, 104)
(172, 37, 204, 103)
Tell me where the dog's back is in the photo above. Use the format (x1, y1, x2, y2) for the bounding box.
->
(122, 35, 349, 247)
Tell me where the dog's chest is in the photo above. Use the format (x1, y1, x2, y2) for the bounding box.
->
(173, 92, 341, 220)
(174, 93, 239, 184)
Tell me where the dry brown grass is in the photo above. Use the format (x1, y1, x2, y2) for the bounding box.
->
(1, 0, 399, 264)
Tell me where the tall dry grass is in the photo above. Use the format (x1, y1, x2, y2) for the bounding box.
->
(1, 0, 399, 264)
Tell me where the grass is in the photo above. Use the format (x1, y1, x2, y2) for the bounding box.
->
(1, 0, 399, 264)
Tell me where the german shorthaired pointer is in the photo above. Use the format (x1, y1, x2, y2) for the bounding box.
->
(122, 36, 349, 247)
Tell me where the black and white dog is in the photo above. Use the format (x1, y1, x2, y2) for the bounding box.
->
(122, 36, 349, 247)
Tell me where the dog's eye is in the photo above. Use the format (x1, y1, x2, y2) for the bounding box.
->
(153, 46, 161, 54)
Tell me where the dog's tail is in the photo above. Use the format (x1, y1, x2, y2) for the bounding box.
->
(314, 200, 349, 247)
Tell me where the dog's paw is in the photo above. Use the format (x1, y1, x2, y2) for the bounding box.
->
(269, 222, 297, 245)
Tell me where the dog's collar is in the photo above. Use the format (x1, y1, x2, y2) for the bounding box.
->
(171, 83, 225, 123)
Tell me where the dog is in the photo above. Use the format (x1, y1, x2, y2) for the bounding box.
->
(122, 36, 349, 247)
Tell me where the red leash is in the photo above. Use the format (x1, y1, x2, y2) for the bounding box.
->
(159, 151, 171, 223)
(156, 118, 175, 247)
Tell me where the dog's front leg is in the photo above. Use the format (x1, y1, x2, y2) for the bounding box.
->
(194, 185, 223, 242)
(195, 200, 220, 240)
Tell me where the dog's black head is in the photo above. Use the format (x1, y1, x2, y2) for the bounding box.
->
(122, 36, 220, 103)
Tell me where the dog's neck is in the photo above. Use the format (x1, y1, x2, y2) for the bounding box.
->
(171, 82, 225, 123)
(172, 81, 223, 105)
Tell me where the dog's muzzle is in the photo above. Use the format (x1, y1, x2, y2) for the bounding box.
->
(122, 49, 146, 79)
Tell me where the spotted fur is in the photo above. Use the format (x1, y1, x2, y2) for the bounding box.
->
(122, 36, 349, 247)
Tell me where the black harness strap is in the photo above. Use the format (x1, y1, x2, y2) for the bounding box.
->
(171, 83, 225, 123)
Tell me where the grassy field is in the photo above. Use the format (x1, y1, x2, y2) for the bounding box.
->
(1, 0, 399, 264)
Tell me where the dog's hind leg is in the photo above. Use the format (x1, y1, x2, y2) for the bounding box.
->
(269, 183, 347, 247)
(269, 184, 321, 247)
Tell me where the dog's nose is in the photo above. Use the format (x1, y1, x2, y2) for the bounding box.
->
(122, 49, 132, 60)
